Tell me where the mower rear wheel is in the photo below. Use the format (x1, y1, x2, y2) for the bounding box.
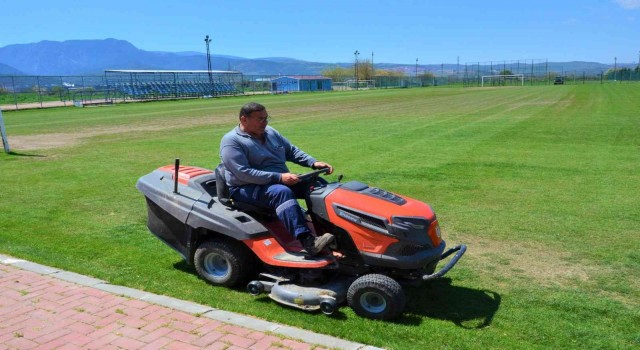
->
(194, 239, 252, 287)
(347, 274, 406, 320)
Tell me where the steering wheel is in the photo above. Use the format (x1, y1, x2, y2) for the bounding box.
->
(297, 167, 330, 182)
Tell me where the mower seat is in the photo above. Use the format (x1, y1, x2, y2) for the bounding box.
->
(214, 163, 233, 207)
(215, 163, 275, 216)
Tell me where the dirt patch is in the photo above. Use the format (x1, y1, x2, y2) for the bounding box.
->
(8, 116, 228, 151)
(454, 233, 603, 287)
(452, 232, 638, 308)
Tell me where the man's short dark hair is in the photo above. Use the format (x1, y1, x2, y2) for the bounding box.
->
(239, 102, 266, 118)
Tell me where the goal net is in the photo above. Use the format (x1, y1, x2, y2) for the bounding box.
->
(345, 80, 375, 90)
(481, 74, 524, 87)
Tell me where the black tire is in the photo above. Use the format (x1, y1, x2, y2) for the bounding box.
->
(347, 274, 406, 320)
(194, 239, 253, 287)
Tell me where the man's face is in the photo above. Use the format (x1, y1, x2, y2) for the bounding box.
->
(241, 110, 269, 137)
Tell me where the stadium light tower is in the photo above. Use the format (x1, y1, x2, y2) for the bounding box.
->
(415, 58, 418, 77)
(204, 35, 214, 94)
(371, 51, 374, 77)
(354, 50, 360, 90)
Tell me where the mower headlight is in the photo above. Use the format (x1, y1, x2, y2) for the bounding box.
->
(427, 220, 442, 247)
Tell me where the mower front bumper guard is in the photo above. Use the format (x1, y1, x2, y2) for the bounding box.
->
(422, 244, 467, 281)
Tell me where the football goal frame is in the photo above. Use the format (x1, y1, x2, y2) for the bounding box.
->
(0, 109, 10, 153)
(481, 74, 524, 87)
(345, 79, 375, 90)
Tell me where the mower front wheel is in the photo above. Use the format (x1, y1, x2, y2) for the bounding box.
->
(194, 239, 252, 287)
(347, 274, 406, 320)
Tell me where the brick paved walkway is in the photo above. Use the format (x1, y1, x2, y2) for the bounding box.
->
(0, 256, 381, 350)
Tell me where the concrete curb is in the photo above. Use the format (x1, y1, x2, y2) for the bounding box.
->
(0, 254, 385, 350)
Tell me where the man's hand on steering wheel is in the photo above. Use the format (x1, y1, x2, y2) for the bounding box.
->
(312, 161, 334, 175)
(281, 162, 333, 186)
(281, 173, 300, 185)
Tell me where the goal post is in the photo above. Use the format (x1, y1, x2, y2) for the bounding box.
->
(345, 79, 375, 90)
(481, 74, 524, 87)
(0, 109, 10, 153)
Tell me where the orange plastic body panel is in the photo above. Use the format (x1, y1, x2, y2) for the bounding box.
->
(325, 187, 438, 253)
(159, 165, 212, 185)
(242, 220, 334, 268)
(242, 237, 334, 268)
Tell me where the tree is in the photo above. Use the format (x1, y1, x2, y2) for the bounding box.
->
(499, 69, 513, 75)
(356, 60, 373, 80)
(50, 86, 65, 96)
(604, 67, 632, 81)
(320, 66, 352, 82)
(374, 69, 406, 77)
(419, 72, 435, 79)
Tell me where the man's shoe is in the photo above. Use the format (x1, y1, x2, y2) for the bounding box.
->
(302, 233, 335, 256)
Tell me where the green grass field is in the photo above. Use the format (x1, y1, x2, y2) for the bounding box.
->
(1, 86, 638, 349)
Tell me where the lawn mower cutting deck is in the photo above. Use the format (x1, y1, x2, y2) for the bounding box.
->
(136, 160, 466, 320)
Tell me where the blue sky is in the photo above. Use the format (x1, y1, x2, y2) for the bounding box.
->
(2, 0, 639, 65)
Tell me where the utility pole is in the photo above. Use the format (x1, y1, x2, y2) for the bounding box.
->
(354, 50, 360, 90)
(415, 58, 418, 87)
(204, 35, 213, 95)
(614, 56, 617, 82)
(637, 51, 640, 81)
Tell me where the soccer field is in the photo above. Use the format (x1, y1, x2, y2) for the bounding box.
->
(1, 86, 638, 349)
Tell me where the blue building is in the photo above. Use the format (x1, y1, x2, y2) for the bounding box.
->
(271, 76, 332, 93)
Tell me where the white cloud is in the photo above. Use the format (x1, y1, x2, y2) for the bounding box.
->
(614, 0, 640, 9)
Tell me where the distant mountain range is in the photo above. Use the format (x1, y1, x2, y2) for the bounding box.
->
(0, 38, 629, 76)
(0, 62, 23, 75)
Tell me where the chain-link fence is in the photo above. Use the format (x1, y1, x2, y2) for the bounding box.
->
(2, 62, 639, 109)
(0, 75, 112, 109)
(461, 59, 640, 86)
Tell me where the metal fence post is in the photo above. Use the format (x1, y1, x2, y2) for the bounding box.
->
(11, 76, 17, 110)
(36, 76, 43, 108)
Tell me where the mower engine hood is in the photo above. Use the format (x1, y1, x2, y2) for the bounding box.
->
(309, 181, 446, 269)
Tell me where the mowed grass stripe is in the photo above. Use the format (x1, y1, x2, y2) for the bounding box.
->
(1, 85, 638, 349)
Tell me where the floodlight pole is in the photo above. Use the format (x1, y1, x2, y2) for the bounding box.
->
(205, 35, 214, 95)
(415, 58, 418, 78)
(614, 57, 617, 82)
(354, 50, 360, 90)
(371, 51, 374, 78)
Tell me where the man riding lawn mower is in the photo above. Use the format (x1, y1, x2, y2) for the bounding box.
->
(136, 102, 466, 320)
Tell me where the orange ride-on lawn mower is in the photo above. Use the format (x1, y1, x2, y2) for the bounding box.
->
(136, 160, 466, 320)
